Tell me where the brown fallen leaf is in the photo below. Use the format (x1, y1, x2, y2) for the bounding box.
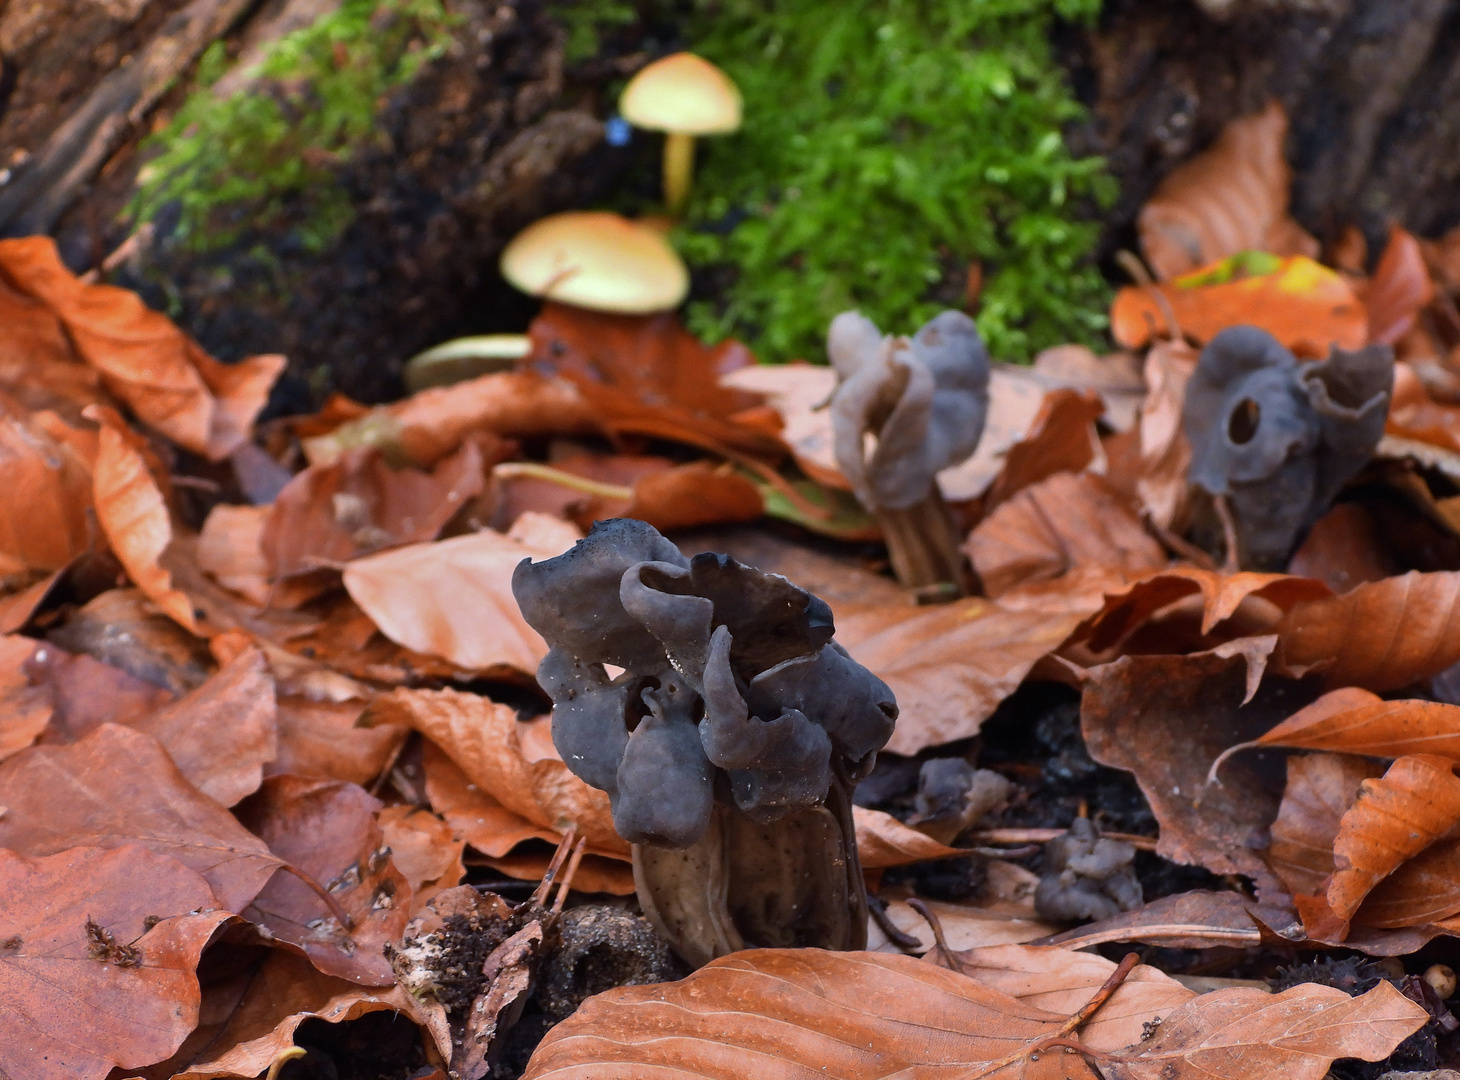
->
(25, 641, 173, 741)
(1287, 503, 1401, 594)
(342, 512, 580, 674)
(1137, 102, 1317, 280)
(1038, 890, 1279, 951)
(303, 371, 594, 468)
(128, 645, 278, 807)
(0, 844, 233, 1080)
(1132, 339, 1197, 531)
(0, 723, 282, 912)
(268, 696, 407, 788)
(1356, 832, 1460, 930)
(366, 689, 625, 859)
(1318, 755, 1460, 936)
(965, 471, 1166, 598)
(263, 441, 485, 578)
(1217, 687, 1460, 764)
(526, 302, 783, 460)
(0, 263, 106, 422)
(1267, 753, 1385, 899)
(0, 236, 284, 459)
(1081, 642, 1311, 897)
(853, 806, 966, 869)
(1365, 224, 1436, 345)
(837, 572, 1111, 756)
(0, 634, 52, 760)
(377, 805, 467, 914)
(865, 888, 1054, 955)
(981, 389, 1104, 512)
(0, 567, 63, 634)
(1276, 570, 1460, 690)
(930, 944, 1195, 1052)
(235, 775, 412, 985)
(1104, 981, 1425, 1080)
(0, 400, 96, 574)
(196, 504, 272, 605)
(86, 406, 197, 632)
(168, 950, 420, 1080)
(45, 585, 213, 694)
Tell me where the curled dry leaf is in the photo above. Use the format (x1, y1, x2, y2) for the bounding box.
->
(304, 371, 594, 468)
(1267, 752, 1384, 899)
(1134, 339, 1198, 530)
(1365, 224, 1436, 346)
(981, 389, 1104, 511)
(126, 645, 277, 808)
(965, 471, 1165, 598)
(342, 512, 580, 674)
(196, 504, 271, 605)
(86, 407, 196, 632)
(0, 844, 233, 1080)
(0, 263, 104, 422)
(527, 301, 783, 460)
(24, 642, 172, 741)
(169, 950, 420, 1080)
(0, 634, 51, 761)
(377, 805, 466, 914)
(235, 776, 411, 985)
(1039, 889, 1280, 951)
(0, 400, 96, 574)
(1276, 571, 1460, 690)
(931, 944, 1195, 1052)
(46, 585, 213, 695)
(1322, 754, 1460, 934)
(1081, 642, 1309, 897)
(852, 805, 966, 869)
(1223, 686, 1460, 762)
(0, 236, 283, 459)
(1137, 101, 1318, 280)
(0, 723, 283, 912)
(263, 441, 485, 579)
(837, 577, 1108, 756)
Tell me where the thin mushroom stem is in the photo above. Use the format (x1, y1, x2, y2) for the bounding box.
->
(876, 490, 966, 595)
(663, 131, 696, 216)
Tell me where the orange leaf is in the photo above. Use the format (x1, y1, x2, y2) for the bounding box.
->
(982, 389, 1104, 511)
(85, 407, 197, 633)
(1111, 255, 1367, 356)
(1137, 101, 1318, 280)
(0, 402, 96, 573)
(0, 635, 52, 762)
(1238, 687, 1460, 761)
(1267, 752, 1384, 899)
(1365, 224, 1436, 345)
(852, 806, 966, 869)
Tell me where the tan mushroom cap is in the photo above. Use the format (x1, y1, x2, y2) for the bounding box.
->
(619, 53, 742, 135)
(500, 211, 689, 314)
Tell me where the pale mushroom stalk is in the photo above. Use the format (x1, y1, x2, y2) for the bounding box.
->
(663, 131, 697, 217)
(828, 310, 991, 597)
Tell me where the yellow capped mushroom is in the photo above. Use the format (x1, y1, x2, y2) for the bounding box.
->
(499, 211, 689, 314)
(619, 53, 742, 217)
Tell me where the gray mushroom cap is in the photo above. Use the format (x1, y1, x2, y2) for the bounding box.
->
(828, 309, 991, 511)
(512, 520, 898, 848)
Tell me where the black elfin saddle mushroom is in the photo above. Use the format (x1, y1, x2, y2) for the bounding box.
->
(1183, 325, 1393, 570)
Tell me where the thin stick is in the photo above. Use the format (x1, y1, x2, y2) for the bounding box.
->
(551, 836, 589, 914)
(531, 828, 577, 909)
(1214, 494, 1241, 572)
(278, 863, 355, 931)
(868, 894, 923, 951)
(969, 828, 1159, 852)
(492, 462, 634, 501)
(908, 898, 965, 973)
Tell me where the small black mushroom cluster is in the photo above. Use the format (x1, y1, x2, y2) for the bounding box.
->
(512, 519, 899, 849)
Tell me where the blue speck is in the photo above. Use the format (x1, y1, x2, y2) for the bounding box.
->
(606, 116, 633, 147)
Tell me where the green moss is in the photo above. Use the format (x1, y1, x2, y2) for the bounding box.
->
(660, 0, 1113, 362)
(129, 0, 454, 254)
(550, 0, 640, 61)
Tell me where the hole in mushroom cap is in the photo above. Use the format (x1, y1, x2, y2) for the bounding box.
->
(1228, 397, 1261, 445)
(623, 676, 660, 733)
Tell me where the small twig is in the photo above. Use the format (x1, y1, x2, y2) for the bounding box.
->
(492, 462, 634, 501)
(1114, 249, 1155, 286)
(867, 894, 923, 952)
(1213, 494, 1241, 572)
(530, 828, 578, 909)
(969, 828, 1159, 852)
(908, 898, 964, 973)
(367, 733, 411, 799)
(278, 863, 355, 931)
(551, 836, 589, 914)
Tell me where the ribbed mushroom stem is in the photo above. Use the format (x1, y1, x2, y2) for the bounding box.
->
(875, 489, 967, 595)
(663, 131, 696, 216)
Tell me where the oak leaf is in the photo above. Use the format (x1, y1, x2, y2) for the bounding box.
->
(342, 512, 580, 674)
(0, 723, 282, 912)
(0, 844, 233, 1080)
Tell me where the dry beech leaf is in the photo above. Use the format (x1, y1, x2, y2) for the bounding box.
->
(377, 805, 466, 914)
(343, 512, 581, 673)
(126, 646, 277, 808)
(1286, 503, 1399, 594)
(622, 459, 764, 532)
(169, 950, 420, 1080)
(86, 408, 197, 632)
(24, 642, 172, 741)
(0, 634, 52, 760)
(1039, 889, 1282, 951)
(1104, 981, 1424, 1080)
(932, 944, 1195, 1052)
(0, 723, 283, 912)
(366, 688, 626, 858)
(838, 573, 1112, 756)
(1137, 101, 1317, 280)
(195, 504, 272, 605)
(0, 568, 62, 635)
(527, 302, 783, 460)
(1233, 687, 1460, 761)
(1076, 566, 1331, 655)
(982, 389, 1104, 511)
(965, 471, 1165, 598)
(1356, 830, 1460, 930)
(0, 264, 105, 421)
(1133, 340, 1197, 530)
(1276, 570, 1460, 690)
(852, 805, 965, 868)
(0, 845, 233, 1080)
(268, 696, 407, 788)
(304, 371, 595, 468)
(0, 237, 283, 459)
(235, 776, 411, 985)
(0, 401, 96, 573)
(1082, 642, 1310, 897)
(263, 441, 485, 578)
(1365, 224, 1436, 346)
(1267, 753, 1384, 899)
(46, 585, 213, 695)
(1322, 755, 1460, 933)
(866, 888, 1054, 954)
